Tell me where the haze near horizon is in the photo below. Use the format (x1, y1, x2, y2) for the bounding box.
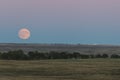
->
(0, 0, 120, 45)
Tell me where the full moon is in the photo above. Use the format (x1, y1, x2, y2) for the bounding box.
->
(18, 28, 30, 40)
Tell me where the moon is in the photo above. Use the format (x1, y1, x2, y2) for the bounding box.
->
(18, 28, 31, 40)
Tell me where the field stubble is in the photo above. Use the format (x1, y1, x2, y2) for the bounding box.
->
(0, 59, 119, 80)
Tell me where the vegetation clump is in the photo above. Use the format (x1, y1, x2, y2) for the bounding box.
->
(0, 50, 119, 60)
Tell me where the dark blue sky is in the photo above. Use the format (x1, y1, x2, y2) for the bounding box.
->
(0, 0, 120, 45)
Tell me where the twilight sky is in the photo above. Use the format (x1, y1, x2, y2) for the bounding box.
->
(0, 0, 120, 44)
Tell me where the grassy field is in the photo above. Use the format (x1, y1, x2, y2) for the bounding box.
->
(0, 59, 119, 80)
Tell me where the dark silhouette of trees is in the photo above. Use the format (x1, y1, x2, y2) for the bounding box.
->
(89, 54, 95, 58)
(102, 54, 109, 58)
(0, 50, 119, 60)
(111, 54, 120, 58)
(94, 54, 109, 58)
(0, 50, 28, 60)
(49, 51, 72, 59)
(80, 54, 90, 59)
(60, 52, 70, 59)
(73, 52, 81, 59)
(0, 52, 2, 59)
(95, 54, 103, 58)
(49, 51, 61, 59)
(28, 51, 48, 60)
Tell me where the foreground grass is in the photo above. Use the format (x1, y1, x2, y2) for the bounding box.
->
(0, 59, 120, 80)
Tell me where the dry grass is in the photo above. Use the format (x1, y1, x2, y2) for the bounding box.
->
(0, 59, 119, 80)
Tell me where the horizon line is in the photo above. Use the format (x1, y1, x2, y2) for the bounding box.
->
(0, 43, 119, 46)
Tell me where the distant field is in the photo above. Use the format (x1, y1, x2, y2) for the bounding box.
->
(0, 59, 120, 80)
(0, 43, 120, 55)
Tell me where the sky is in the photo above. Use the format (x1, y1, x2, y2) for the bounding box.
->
(0, 0, 120, 44)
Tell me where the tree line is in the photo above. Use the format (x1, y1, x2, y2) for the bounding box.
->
(0, 50, 120, 60)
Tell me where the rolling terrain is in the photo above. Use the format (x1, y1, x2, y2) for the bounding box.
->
(0, 44, 119, 80)
(0, 43, 120, 55)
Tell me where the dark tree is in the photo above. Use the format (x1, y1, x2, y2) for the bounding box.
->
(28, 51, 46, 60)
(102, 54, 108, 58)
(80, 54, 89, 59)
(111, 54, 120, 58)
(60, 52, 70, 59)
(73, 52, 81, 59)
(95, 54, 102, 58)
(89, 54, 95, 58)
(0, 50, 28, 60)
(49, 51, 62, 59)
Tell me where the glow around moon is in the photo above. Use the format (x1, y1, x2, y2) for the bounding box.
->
(18, 28, 31, 40)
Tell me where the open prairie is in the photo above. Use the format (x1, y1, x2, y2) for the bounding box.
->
(0, 59, 120, 80)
